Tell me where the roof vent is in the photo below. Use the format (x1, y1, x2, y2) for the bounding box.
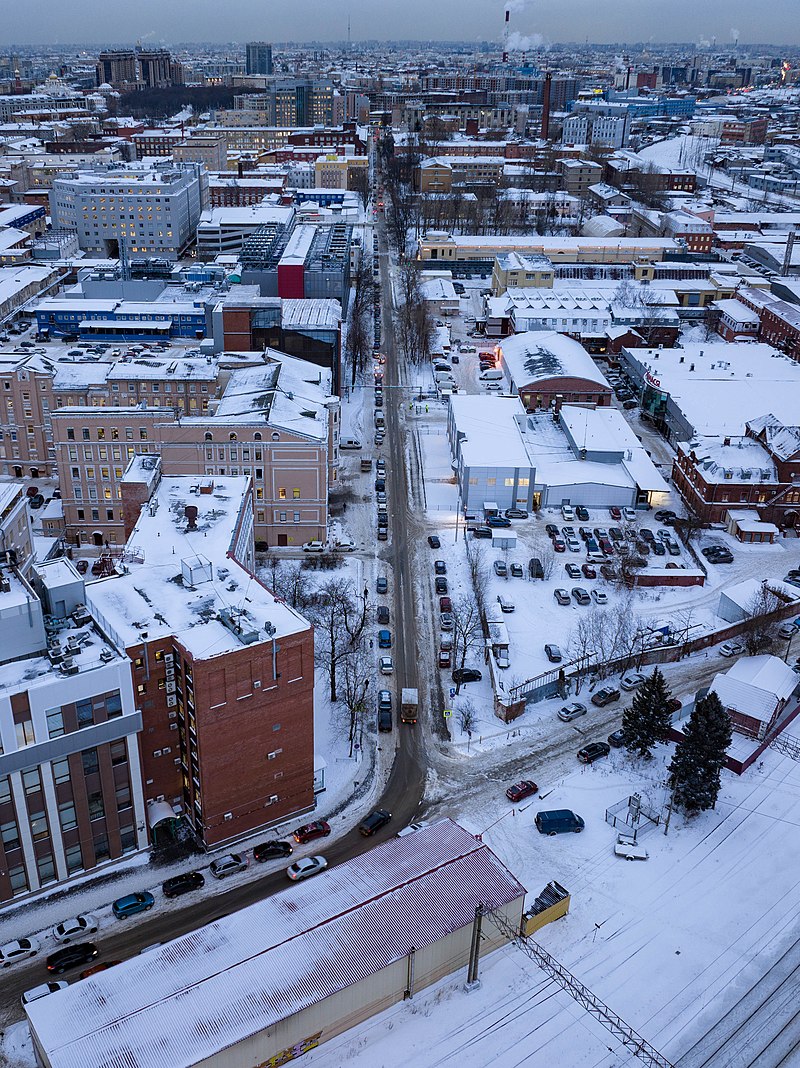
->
(184, 504, 198, 531)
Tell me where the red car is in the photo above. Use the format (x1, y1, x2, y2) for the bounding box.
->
(292, 820, 331, 844)
(581, 563, 596, 579)
(505, 780, 538, 803)
(609, 506, 622, 520)
(599, 537, 614, 555)
(552, 538, 566, 553)
(439, 595, 452, 612)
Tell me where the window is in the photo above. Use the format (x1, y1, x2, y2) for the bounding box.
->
(58, 800, 77, 832)
(67, 428, 75, 440)
(105, 690, 122, 719)
(82, 428, 90, 440)
(293, 488, 300, 499)
(65, 843, 82, 874)
(82, 749, 99, 777)
(278, 487, 286, 500)
(22, 768, 41, 794)
(115, 784, 131, 811)
(30, 811, 49, 841)
(8, 864, 27, 893)
(76, 698, 94, 728)
(120, 827, 137, 853)
(1, 821, 20, 851)
(110, 740, 127, 765)
(37, 854, 56, 884)
(93, 832, 109, 860)
(254, 432, 262, 441)
(0, 776, 10, 804)
(46, 708, 65, 738)
(16, 718, 35, 747)
(87, 791, 104, 821)
(52, 758, 70, 785)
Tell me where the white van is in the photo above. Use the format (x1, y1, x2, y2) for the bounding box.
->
(374, 411, 385, 429)
(479, 368, 503, 381)
(435, 371, 455, 386)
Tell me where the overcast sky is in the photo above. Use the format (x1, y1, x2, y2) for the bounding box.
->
(3, 0, 798, 47)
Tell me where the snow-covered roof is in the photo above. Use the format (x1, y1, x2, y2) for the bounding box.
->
(86, 474, 309, 655)
(678, 436, 777, 483)
(450, 395, 530, 469)
(714, 298, 759, 323)
(499, 331, 611, 390)
(711, 655, 799, 718)
(27, 820, 525, 1068)
(747, 413, 800, 461)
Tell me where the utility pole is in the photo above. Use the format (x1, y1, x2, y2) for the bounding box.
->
(465, 904, 483, 990)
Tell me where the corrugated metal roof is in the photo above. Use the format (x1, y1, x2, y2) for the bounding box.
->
(29, 820, 525, 1068)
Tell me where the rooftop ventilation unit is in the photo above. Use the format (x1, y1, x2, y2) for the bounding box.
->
(184, 504, 198, 531)
(218, 606, 260, 645)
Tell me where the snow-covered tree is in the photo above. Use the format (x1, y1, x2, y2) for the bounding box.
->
(621, 667, 673, 759)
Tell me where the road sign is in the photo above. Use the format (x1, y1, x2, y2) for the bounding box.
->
(449, 687, 456, 699)
(443, 709, 452, 718)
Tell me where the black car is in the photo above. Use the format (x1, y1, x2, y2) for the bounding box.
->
(377, 605, 390, 625)
(578, 741, 611, 764)
(378, 708, 393, 732)
(435, 577, 448, 594)
(575, 506, 590, 521)
(253, 840, 293, 863)
(359, 809, 392, 837)
(452, 667, 482, 684)
(472, 526, 492, 539)
(545, 523, 560, 538)
(654, 509, 677, 523)
(162, 870, 205, 898)
(46, 943, 99, 975)
(434, 560, 447, 575)
(607, 729, 626, 748)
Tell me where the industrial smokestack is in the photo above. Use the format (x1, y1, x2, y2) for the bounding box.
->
(625, 65, 632, 90)
(505, 9, 510, 21)
(541, 71, 552, 140)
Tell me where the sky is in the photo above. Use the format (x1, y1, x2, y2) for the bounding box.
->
(2, 0, 798, 47)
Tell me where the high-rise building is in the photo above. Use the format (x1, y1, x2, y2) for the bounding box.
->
(246, 42, 273, 76)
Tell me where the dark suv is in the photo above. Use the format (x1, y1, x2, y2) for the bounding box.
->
(162, 871, 205, 898)
(253, 840, 293, 862)
(591, 687, 620, 707)
(358, 809, 392, 836)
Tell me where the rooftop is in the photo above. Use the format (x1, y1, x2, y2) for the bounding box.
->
(27, 820, 525, 1068)
(499, 330, 611, 390)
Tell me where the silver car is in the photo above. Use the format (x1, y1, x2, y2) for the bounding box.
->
(557, 702, 587, 723)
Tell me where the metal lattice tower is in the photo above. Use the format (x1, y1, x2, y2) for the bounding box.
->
(482, 907, 674, 1068)
(770, 733, 800, 761)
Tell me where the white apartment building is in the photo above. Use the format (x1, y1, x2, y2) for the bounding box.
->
(49, 163, 209, 260)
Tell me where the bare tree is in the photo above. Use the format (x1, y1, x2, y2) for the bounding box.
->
(395, 259, 434, 365)
(346, 251, 374, 387)
(567, 614, 597, 693)
(349, 167, 370, 211)
(273, 561, 313, 611)
(539, 543, 556, 580)
(465, 537, 490, 621)
(457, 698, 477, 736)
(451, 594, 484, 693)
(741, 581, 784, 655)
(308, 577, 369, 703)
(339, 635, 372, 757)
(260, 550, 282, 592)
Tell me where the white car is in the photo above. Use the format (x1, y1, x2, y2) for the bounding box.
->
(561, 505, 575, 521)
(397, 822, 429, 837)
(52, 915, 98, 944)
(592, 590, 608, 605)
(0, 937, 40, 967)
(287, 855, 328, 881)
(622, 507, 637, 522)
(621, 672, 646, 692)
(339, 438, 362, 450)
(379, 655, 393, 675)
(302, 540, 326, 553)
(719, 640, 744, 658)
(333, 539, 356, 552)
(21, 981, 68, 1006)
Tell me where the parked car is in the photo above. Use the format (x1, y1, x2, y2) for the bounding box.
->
(591, 687, 620, 707)
(162, 871, 205, 898)
(575, 505, 590, 521)
(45, 943, 97, 975)
(545, 523, 560, 538)
(561, 505, 575, 521)
(472, 526, 492, 539)
(505, 780, 538, 803)
(380, 655, 393, 675)
(620, 671, 646, 691)
(253, 840, 293, 863)
(592, 590, 609, 605)
(439, 595, 452, 613)
(566, 537, 582, 553)
(497, 593, 515, 612)
(558, 702, 586, 722)
(608, 728, 626, 748)
(600, 564, 617, 580)
(544, 643, 562, 663)
(376, 575, 388, 594)
(21, 981, 69, 1005)
(52, 915, 98, 944)
(434, 559, 447, 575)
(340, 438, 362, 450)
(505, 508, 529, 519)
(578, 741, 611, 764)
(440, 611, 454, 630)
(302, 540, 326, 553)
(378, 629, 392, 648)
(359, 809, 392, 836)
(112, 891, 155, 918)
(535, 810, 584, 835)
(622, 507, 636, 521)
(438, 646, 451, 668)
(554, 588, 571, 605)
(572, 587, 591, 605)
(378, 690, 392, 713)
(654, 509, 677, 523)
(719, 640, 744, 658)
(565, 562, 581, 579)
(287, 856, 328, 881)
(552, 538, 566, 553)
(292, 821, 331, 844)
(435, 576, 448, 594)
(80, 960, 121, 979)
(427, 535, 441, 549)
(510, 562, 524, 578)
(453, 667, 482, 684)
(494, 560, 508, 577)
(609, 506, 622, 520)
(487, 515, 511, 528)
(1, 937, 40, 967)
(778, 622, 799, 639)
(209, 854, 248, 880)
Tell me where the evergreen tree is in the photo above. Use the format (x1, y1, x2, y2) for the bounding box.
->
(668, 691, 732, 815)
(621, 667, 674, 759)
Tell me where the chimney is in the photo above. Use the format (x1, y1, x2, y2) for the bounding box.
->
(541, 72, 552, 141)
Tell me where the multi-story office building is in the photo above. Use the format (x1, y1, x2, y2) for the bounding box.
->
(246, 42, 273, 76)
(96, 48, 184, 89)
(86, 464, 315, 850)
(0, 555, 147, 902)
(49, 163, 208, 259)
(173, 135, 228, 173)
(95, 50, 139, 87)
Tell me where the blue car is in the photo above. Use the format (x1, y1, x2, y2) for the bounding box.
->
(112, 891, 155, 919)
(486, 515, 511, 528)
(378, 629, 392, 649)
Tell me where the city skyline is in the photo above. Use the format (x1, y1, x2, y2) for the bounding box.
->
(2, 0, 800, 47)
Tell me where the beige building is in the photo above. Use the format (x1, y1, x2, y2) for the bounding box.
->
(491, 252, 555, 295)
(557, 158, 604, 196)
(174, 134, 228, 172)
(418, 232, 680, 265)
(314, 152, 369, 190)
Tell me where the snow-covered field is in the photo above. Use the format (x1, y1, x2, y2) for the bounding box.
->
(301, 742, 800, 1068)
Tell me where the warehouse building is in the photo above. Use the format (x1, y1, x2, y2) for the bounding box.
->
(27, 820, 526, 1068)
